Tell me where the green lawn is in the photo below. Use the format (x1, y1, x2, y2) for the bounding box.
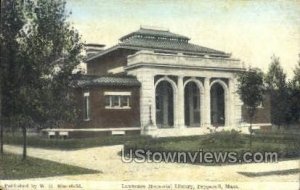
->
(3, 131, 300, 160)
(0, 154, 99, 179)
(4, 133, 146, 150)
(123, 131, 300, 163)
(124, 131, 299, 151)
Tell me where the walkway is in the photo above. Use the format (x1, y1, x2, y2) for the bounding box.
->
(4, 145, 299, 182)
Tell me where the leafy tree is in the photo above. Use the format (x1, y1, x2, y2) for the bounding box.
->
(293, 54, 300, 84)
(0, 0, 25, 155)
(237, 68, 265, 147)
(265, 56, 287, 90)
(288, 54, 300, 124)
(0, 0, 82, 159)
(265, 55, 290, 128)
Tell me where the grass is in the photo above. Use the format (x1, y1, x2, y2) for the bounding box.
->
(4, 133, 146, 150)
(0, 154, 99, 179)
(124, 131, 300, 163)
(3, 130, 300, 159)
(2, 131, 298, 179)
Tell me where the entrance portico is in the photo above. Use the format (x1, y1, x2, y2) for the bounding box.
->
(126, 50, 244, 137)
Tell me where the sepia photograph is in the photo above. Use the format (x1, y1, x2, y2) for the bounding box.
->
(0, 0, 299, 190)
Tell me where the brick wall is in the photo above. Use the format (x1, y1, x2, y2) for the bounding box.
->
(87, 48, 137, 76)
(72, 86, 140, 129)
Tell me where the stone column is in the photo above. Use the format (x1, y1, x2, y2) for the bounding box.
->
(231, 77, 242, 128)
(200, 91, 205, 127)
(203, 77, 211, 127)
(136, 72, 156, 132)
(176, 76, 185, 128)
(226, 78, 234, 127)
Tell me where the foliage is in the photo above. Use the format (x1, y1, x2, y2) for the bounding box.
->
(265, 55, 287, 90)
(286, 81, 300, 124)
(124, 131, 300, 164)
(292, 54, 300, 88)
(237, 68, 265, 147)
(288, 55, 300, 124)
(237, 68, 265, 120)
(0, 0, 83, 159)
(264, 56, 291, 127)
(200, 130, 246, 148)
(0, 0, 26, 154)
(16, 0, 83, 127)
(237, 68, 265, 118)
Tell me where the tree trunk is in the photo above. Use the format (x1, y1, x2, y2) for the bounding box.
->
(0, 124, 4, 154)
(22, 126, 27, 160)
(249, 117, 253, 149)
(0, 124, 3, 155)
(0, 86, 3, 155)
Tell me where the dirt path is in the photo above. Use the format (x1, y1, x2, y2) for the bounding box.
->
(4, 145, 299, 182)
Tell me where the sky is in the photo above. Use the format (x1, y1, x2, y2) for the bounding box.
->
(66, 0, 300, 78)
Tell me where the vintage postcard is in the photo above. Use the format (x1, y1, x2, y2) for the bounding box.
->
(0, 0, 299, 190)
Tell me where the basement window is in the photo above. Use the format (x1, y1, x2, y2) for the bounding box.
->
(104, 92, 131, 109)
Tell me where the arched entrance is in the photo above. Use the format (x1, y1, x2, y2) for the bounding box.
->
(184, 82, 200, 127)
(155, 80, 174, 128)
(210, 82, 225, 126)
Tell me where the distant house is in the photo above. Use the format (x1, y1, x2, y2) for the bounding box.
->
(44, 27, 271, 138)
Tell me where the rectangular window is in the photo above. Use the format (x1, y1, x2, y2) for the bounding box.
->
(104, 92, 131, 109)
(112, 96, 119, 107)
(120, 96, 130, 107)
(83, 92, 90, 121)
(105, 96, 111, 107)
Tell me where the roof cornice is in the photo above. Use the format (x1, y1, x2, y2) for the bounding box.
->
(85, 44, 231, 63)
